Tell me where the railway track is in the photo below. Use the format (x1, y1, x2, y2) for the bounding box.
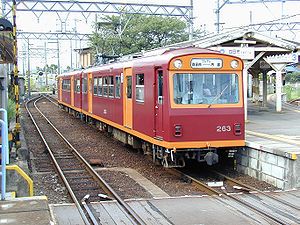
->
(45, 94, 300, 224)
(168, 167, 299, 225)
(26, 95, 146, 225)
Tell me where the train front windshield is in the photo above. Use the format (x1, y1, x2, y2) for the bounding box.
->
(173, 73, 239, 105)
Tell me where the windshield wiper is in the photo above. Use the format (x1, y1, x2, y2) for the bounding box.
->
(208, 84, 229, 108)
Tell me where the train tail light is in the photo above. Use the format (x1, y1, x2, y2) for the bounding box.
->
(234, 123, 241, 136)
(174, 124, 182, 137)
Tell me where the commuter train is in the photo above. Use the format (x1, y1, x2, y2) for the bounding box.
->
(57, 47, 245, 167)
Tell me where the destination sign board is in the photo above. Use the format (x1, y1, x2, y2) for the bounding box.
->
(190, 58, 222, 69)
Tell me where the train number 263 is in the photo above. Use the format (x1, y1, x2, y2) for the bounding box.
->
(216, 125, 231, 132)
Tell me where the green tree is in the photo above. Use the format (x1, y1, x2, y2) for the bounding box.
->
(89, 14, 189, 56)
(285, 72, 300, 83)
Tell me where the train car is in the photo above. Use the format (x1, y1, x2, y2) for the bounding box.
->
(58, 47, 245, 167)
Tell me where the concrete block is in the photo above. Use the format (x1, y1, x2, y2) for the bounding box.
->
(249, 149, 258, 159)
(271, 165, 285, 180)
(276, 179, 285, 189)
(237, 164, 248, 174)
(262, 174, 277, 187)
(240, 156, 249, 167)
(265, 153, 277, 165)
(277, 157, 285, 168)
(261, 162, 272, 176)
(249, 158, 258, 170)
(248, 168, 259, 179)
(238, 148, 248, 157)
(259, 151, 267, 162)
(235, 154, 242, 164)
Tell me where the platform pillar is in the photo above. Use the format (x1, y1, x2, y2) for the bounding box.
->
(275, 70, 282, 112)
(262, 72, 267, 107)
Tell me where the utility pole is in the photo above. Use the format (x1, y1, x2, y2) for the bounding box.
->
(189, 0, 194, 41)
(27, 39, 31, 97)
(57, 37, 60, 74)
(44, 42, 48, 87)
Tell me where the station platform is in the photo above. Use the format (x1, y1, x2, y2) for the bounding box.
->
(238, 100, 300, 189)
(0, 196, 52, 225)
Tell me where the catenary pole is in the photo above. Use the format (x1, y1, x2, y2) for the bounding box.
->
(12, 0, 20, 147)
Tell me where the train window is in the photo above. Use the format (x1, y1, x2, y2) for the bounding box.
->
(108, 76, 114, 98)
(103, 76, 108, 97)
(82, 77, 87, 93)
(158, 71, 163, 104)
(76, 79, 80, 93)
(93, 78, 98, 95)
(173, 73, 239, 105)
(115, 76, 121, 98)
(62, 79, 70, 91)
(126, 76, 132, 99)
(98, 77, 103, 96)
(136, 74, 144, 102)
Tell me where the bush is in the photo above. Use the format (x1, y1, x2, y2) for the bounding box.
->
(7, 98, 16, 125)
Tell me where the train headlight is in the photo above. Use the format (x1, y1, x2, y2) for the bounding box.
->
(230, 60, 239, 69)
(173, 59, 183, 69)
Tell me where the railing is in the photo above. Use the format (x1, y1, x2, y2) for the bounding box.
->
(0, 108, 9, 200)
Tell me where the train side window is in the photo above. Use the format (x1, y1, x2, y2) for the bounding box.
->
(158, 71, 163, 104)
(126, 76, 132, 99)
(76, 79, 80, 93)
(62, 79, 70, 91)
(103, 76, 108, 97)
(98, 77, 103, 96)
(93, 77, 98, 95)
(108, 76, 114, 98)
(115, 76, 121, 98)
(82, 77, 87, 93)
(136, 74, 144, 102)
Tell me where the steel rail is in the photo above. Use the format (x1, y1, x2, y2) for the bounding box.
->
(211, 170, 300, 211)
(167, 168, 222, 196)
(173, 168, 292, 225)
(36, 95, 146, 225)
(25, 96, 91, 225)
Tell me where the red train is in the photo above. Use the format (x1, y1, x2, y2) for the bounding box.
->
(57, 47, 245, 167)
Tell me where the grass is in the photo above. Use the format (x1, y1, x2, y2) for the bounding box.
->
(283, 84, 300, 101)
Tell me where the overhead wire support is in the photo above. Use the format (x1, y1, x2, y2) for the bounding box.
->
(215, 0, 300, 32)
(3, 1, 192, 19)
(223, 0, 300, 3)
(12, 0, 20, 147)
(17, 31, 91, 41)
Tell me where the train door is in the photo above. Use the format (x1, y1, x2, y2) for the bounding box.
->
(154, 69, 164, 138)
(59, 78, 62, 102)
(88, 73, 93, 113)
(123, 67, 133, 128)
(70, 76, 74, 106)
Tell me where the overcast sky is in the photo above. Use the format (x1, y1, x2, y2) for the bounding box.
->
(12, 0, 300, 71)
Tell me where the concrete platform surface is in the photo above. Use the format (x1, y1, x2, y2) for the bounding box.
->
(52, 190, 300, 225)
(0, 196, 52, 225)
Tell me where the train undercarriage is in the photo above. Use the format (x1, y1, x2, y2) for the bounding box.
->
(60, 104, 238, 168)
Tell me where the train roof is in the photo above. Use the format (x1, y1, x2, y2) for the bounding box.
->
(58, 47, 221, 77)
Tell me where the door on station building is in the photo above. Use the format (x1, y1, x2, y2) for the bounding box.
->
(59, 78, 62, 101)
(70, 76, 74, 106)
(154, 69, 164, 138)
(123, 67, 133, 129)
(87, 73, 93, 113)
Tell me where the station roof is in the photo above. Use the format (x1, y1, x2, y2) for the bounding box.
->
(142, 27, 300, 57)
